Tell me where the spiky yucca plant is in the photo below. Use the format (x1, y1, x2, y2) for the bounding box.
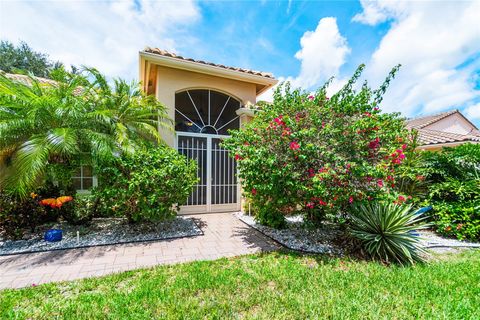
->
(349, 202, 430, 265)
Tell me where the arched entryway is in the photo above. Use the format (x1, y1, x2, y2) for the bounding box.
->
(175, 89, 241, 213)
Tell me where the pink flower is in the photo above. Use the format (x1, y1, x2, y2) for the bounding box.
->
(349, 196, 354, 204)
(289, 141, 300, 150)
(374, 107, 379, 111)
(402, 144, 407, 150)
(306, 202, 315, 209)
(377, 179, 384, 188)
(308, 95, 315, 101)
(368, 138, 380, 149)
(397, 195, 406, 202)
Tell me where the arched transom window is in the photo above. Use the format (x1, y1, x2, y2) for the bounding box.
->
(175, 89, 241, 135)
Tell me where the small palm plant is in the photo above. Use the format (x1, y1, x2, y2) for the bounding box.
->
(349, 202, 430, 265)
(0, 68, 171, 197)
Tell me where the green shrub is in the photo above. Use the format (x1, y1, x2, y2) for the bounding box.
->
(223, 65, 415, 227)
(431, 201, 479, 240)
(349, 202, 429, 265)
(62, 194, 97, 225)
(0, 192, 47, 239)
(95, 145, 198, 223)
(422, 143, 480, 240)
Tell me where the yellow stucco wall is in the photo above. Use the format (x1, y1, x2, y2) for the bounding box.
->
(154, 65, 258, 146)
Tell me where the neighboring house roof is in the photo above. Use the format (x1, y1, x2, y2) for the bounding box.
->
(405, 109, 459, 129)
(406, 109, 480, 148)
(1, 71, 58, 86)
(143, 47, 275, 79)
(1, 71, 85, 95)
(415, 128, 480, 145)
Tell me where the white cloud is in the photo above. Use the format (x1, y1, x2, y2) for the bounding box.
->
(258, 17, 350, 101)
(464, 103, 480, 121)
(259, 17, 350, 102)
(355, 0, 480, 118)
(292, 17, 350, 90)
(352, 0, 408, 25)
(0, 0, 200, 80)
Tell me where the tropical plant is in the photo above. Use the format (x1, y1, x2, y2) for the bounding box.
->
(349, 202, 429, 265)
(223, 64, 415, 227)
(0, 68, 171, 197)
(94, 144, 198, 223)
(422, 143, 480, 240)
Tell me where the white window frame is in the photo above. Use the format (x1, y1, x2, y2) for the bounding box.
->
(73, 165, 98, 194)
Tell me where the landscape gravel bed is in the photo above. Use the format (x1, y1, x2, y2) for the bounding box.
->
(418, 230, 480, 252)
(238, 213, 480, 255)
(237, 212, 344, 254)
(0, 217, 203, 256)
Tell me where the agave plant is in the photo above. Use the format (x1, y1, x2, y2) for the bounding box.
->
(349, 202, 430, 265)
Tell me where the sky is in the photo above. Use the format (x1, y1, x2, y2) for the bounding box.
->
(1, 0, 479, 126)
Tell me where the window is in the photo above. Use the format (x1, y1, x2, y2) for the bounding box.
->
(175, 89, 241, 135)
(72, 165, 97, 192)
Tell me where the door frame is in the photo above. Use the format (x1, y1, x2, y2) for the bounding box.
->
(175, 131, 241, 214)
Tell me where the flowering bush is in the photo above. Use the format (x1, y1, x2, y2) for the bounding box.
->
(223, 65, 415, 227)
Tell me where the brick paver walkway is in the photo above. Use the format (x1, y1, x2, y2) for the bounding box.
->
(0, 213, 279, 289)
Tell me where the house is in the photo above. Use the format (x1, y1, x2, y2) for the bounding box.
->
(139, 48, 278, 214)
(406, 109, 480, 151)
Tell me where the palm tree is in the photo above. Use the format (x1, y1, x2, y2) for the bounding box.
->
(0, 68, 171, 197)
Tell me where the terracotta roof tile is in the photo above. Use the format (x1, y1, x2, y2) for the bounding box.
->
(2, 71, 84, 95)
(143, 47, 275, 79)
(415, 128, 480, 146)
(406, 110, 458, 129)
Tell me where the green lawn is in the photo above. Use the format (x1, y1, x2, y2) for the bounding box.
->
(1, 250, 479, 319)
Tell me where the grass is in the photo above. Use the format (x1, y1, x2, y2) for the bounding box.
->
(1, 250, 479, 319)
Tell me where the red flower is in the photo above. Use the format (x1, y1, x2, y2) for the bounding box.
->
(289, 141, 300, 150)
(251, 188, 257, 196)
(368, 138, 380, 149)
(402, 144, 407, 150)
(397, 195, 406, 202)
(306, 202, 315, 209)
(235, 154, 242, 161)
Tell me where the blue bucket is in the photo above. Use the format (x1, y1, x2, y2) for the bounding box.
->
(44, 229, 63, 242)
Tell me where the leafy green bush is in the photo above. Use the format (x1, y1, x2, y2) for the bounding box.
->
(0, 192, 47, 239)
(349, 202, 429, 265)
(223, 65, 415, 227)
(63, 194, 97, 225)
(422, 143, 480, 240)
(95, 145, 198, 223)
(431, 201, 479, 240)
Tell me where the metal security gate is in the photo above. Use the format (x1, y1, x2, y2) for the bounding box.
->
(176, 132, 240, 213)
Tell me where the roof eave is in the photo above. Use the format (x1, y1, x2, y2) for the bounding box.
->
(140, 51, 278, 95)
